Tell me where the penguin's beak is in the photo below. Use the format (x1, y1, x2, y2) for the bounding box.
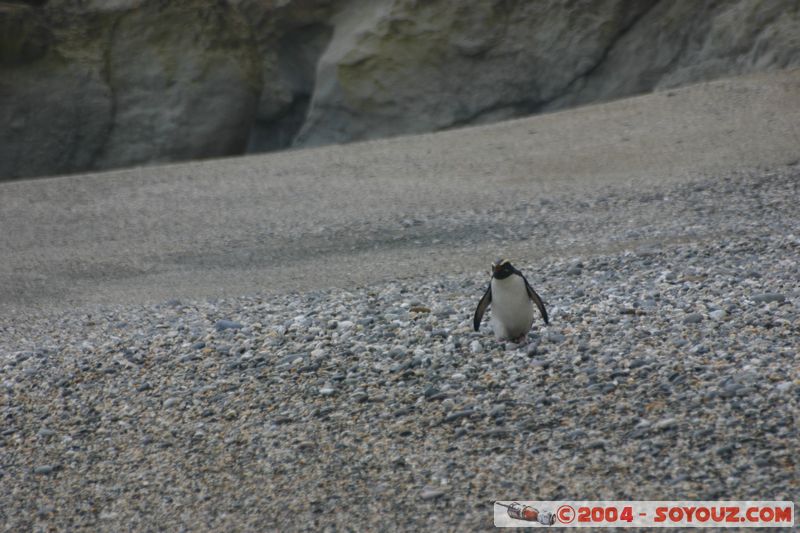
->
(491, 263, 501, 275)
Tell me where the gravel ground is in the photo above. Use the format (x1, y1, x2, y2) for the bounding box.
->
(1, 167, 799, 531)
(5, 70, 800, 311)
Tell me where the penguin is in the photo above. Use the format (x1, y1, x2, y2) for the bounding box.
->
(473, 258, 549, 341)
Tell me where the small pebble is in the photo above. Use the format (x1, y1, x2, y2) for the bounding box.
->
(683, 313, 703, 324)
(709, 310, 727, 320)
(0, 170, 797, 529)
(215, 320, 243, 331)
(751, 293, 785, 303)
(420, 487, 446, 500)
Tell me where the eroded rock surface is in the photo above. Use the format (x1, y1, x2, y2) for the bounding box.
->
(2, 0, 799, 179)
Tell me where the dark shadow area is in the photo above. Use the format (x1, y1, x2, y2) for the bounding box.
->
(246, 22, 332, 153)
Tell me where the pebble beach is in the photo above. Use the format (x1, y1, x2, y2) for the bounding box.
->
(2, 165, 798, 531)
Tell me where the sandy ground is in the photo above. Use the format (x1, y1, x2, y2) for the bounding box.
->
(1, 70, 800, 533)
(2, 69, 800, 313)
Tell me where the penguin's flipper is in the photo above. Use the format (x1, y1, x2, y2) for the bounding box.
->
(522, 275, 549, 324)
(473, 284, 492, 331)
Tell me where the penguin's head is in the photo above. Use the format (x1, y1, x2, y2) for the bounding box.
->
(492, 258, 514, 279)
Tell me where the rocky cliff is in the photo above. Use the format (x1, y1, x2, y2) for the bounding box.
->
(1, 0, 261, 180)
(2, 0, 798, 180)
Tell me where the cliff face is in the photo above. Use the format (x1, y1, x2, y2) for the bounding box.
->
(2, 0, 799, 180)
(0, 0, 262, 179)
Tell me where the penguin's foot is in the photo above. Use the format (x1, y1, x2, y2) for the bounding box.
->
(511, 333, 530, 345)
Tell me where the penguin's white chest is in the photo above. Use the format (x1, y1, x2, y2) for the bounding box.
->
(490, 275, 534, 340)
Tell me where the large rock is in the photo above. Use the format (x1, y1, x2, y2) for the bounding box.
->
(294, 0, 657, 147)
(95, 1, 261, 168)
(0, 58, 113, 179)
(0, 0, 261, 180)
(545, 0, 800, 110)
(295, 0, 800, 148)
(0, 2, 112, 179)
(0, 1, 51, 65)
(2, 0, 800, 180)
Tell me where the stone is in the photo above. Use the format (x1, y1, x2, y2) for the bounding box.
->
(33, 465, 55, 475)
(683, 313, 703, 324)
(709, 310, 727, 321)
(295, 0, 657, 147)
(654, 418, 679, 431)
(489, 404, 505, 418)
(0, 52, 112, 180)
(751, 293, 785, 303)
(351, 391, 368, 403)
(4, 0, 800, 180)
(215, 320, 243, 331)
(1, 0, 260, 179)
(298, 1, 800, 148)
(442, 410, 473, 424)
(420, 487, 446, 500)
(546, 1, 800, 111)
